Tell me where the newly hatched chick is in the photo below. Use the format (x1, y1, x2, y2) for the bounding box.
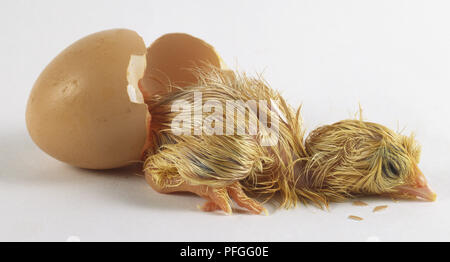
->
(142, 69, 435, 215)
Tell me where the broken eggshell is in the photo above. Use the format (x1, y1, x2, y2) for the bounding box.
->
(26, 29, 150, 169)
(139, 33, 225, 98)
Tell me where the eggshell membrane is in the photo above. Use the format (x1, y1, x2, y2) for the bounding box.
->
(26, 29, 150, 169)
(139, 33, 225, 98)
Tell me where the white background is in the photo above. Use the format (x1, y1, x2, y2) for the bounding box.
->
(1, 0, 449, 241)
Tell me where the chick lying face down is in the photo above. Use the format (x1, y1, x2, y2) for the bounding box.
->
(142, 69, 436, 215)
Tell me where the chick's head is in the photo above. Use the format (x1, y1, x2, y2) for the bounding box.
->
(304, 120, 436, 201)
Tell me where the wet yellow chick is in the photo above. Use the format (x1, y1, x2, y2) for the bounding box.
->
(142, 69, 435, 214)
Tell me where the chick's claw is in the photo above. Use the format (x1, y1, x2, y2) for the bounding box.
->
(194, 183, 266, 215)
(200, 201, 223, 212)
(227, 183, 267, 215)
(204, 187, 233, 214)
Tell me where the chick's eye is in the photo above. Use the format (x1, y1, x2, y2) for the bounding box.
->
(383, 161, 401, 179)
(388, 162, 400, 175)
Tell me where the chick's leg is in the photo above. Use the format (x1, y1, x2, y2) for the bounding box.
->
(145, 168, 265, 214)
(187, 182, 266, 215)
(194, 186, 232, 214)
(145, 173, 232, 213)
(227, 183, 267, 215)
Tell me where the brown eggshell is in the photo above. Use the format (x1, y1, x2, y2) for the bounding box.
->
(139, 33, 224, 98)
(26, 29, 150, 169)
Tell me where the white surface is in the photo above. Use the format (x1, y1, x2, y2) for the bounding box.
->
(1, 0, 450, 241)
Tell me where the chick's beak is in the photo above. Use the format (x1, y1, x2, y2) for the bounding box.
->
(393, 166, 437, 201)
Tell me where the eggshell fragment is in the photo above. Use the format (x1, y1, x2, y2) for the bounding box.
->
(348, 215, 364, 221)
(26, 29, 150, 169)
(373, 205, 388, 212)
(352, 200, 368, 206)
(139, 33, 224, 98)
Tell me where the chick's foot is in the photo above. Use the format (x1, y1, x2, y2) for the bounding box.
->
(192, 182, 267, 215)
(145, 171, 266, 215)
